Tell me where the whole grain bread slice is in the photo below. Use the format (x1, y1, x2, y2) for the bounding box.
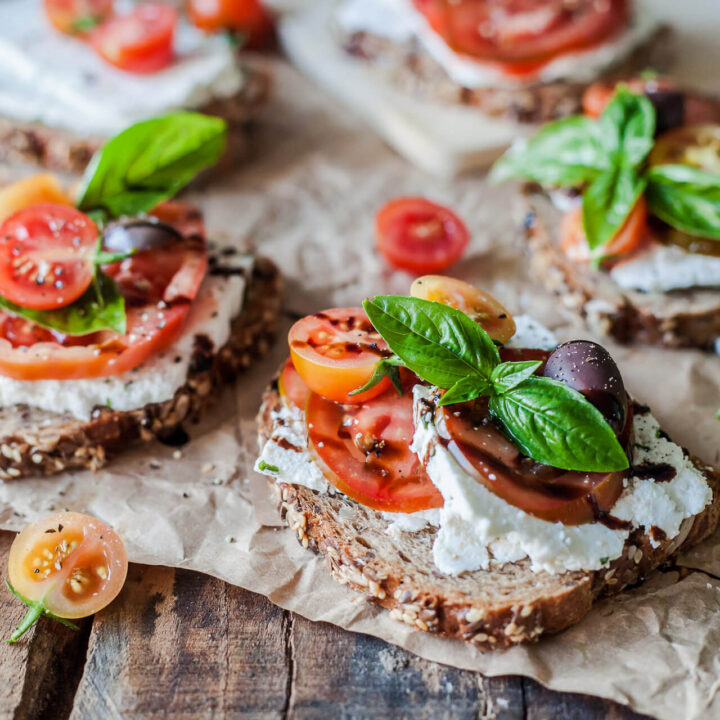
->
(0, 63, 269, 175)
(523, 189, 720, 349)
(341, 25, 669, 123)
(0, 257, 281, 479)
(257, 385, 720, 649)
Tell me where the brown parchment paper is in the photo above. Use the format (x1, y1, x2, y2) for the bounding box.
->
(2, 60, 720, 720)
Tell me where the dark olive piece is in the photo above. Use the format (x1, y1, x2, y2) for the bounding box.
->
(543, 340, 628, 436)
(103, 220, 182, 253)
(646, 88, 685, 136)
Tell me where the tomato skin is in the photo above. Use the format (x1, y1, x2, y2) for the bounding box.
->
(288, 308, 392, 404)
(44, 0, 114, 36)
(8, 512, 128, 624)
(376, 197, 470, 275)
(0, 203, 98, 311)
(560, 196, 649, 265)
(91, 3, 177, 74)
(306, 376, 444, 513)
(278, 358, 311, 410)
(187, 0, 274, 49)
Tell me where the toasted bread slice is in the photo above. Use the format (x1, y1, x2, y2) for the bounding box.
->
(0, 64, 269, 175)
(341, 25, 669, 123)
(257, 384, 720, 649)
(0, 257, 280, 479)
(523, 189, 720, 349)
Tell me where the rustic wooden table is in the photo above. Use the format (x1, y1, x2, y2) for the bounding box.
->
(0, 531, 651, 719)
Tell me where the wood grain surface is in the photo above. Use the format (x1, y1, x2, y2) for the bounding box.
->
(0, 530, 649, 720)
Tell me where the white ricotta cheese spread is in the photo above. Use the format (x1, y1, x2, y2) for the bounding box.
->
(0, 0, 244, 136)
(610, 243, 720, 293)
(337, 0, 659, 90)
(0, 254, 253, 421)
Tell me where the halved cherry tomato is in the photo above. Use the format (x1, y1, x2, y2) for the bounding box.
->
(441, 398, 623, 524)
(278, 358, 311, 410)
(306, 374, 443, 513)
(0, 175, 72, 225)
(376, 198, 470, 274)
(649, 124, 720, 174)
(410, 275, 516, 344)
(413, 0, 628, 72)
(187, 0, 275, 49)
(7, 512, 128, 642)
(0, 204, 98, 311)
(559, 195, 649, 265)
(91, 3, 177, 74)
(44, 0, 113, 36)
(288, 308, 392, 404)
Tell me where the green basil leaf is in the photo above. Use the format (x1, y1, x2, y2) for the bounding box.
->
(597, 86, 655, 166)
(437, 377, 491, 407)
(646, 164, 720, 239)
(490, 116, 606, 187)
(77, 112, 227, 219)
(362, 296, 500, 389)
(489, 376, 629, 472)
(491, 360, 542, 394)
(582, 165, 646, 251)
(350, 356, 404, 397)
(0, 271, 126, 336)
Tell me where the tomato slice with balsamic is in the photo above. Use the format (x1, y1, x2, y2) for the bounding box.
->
(413, 0, 628, 71)
(376, 198, 470, 274)
(288, 308, 392, 404)
(306, 373, 443, 513)
(0, 204, 99, 311)
(91, 3, 177, 74)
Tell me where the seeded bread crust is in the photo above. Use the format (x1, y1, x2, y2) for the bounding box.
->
(0, 257, 281, 479)
(257, 385, 720, 649)
(0, 63, 269, 175)
(341, 25, 669, 123)
(523, 190, 720, 349)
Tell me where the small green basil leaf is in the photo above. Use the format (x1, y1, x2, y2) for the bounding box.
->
(598, 86, 655, 166)
(490, 116, 605, 187)
(363, 296, 500, 390)
(0, 271, 126, 336)
(77, 112, 227, 219)
(437, 377, 491, 407)
(94, 248, 135, 266)
(582, 165, 646, 251)
(488, 376, 629, 472)
(350, 355, 404, 397)
(646, 164, 720, 239)
(491, 360, 542, 394)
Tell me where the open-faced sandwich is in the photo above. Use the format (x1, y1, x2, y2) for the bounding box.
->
(492, 78, 720, 349)
(0, 112, 280, 479)
(0, 0, 270, 173)
(256, 275, 720, 648)
(337, 0, 668, 123)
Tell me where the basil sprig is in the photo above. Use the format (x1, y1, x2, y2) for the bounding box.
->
(77, 111, 227, 219)
(362, 296, 629, 473)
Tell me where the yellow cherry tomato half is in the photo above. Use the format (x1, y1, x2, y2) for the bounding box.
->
(649, 124, 720, 174)
(410, 275, 516, 344)
(7, 512, 128, 642)
(0, 174, 72, 225)
(288, 307, 392, 404)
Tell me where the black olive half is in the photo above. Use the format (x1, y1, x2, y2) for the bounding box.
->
(646, 87, 685, 136)
(543, 340, 628, 436)
(103, 220, 182, 254)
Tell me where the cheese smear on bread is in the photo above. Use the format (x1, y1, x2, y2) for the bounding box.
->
(257, 314, 713, 575)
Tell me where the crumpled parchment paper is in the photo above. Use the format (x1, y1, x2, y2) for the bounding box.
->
(1, 59, 720, 720)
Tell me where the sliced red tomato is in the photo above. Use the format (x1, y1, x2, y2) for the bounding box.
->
(288, 308, 392, 404)
(150, 201, 206, 240)
(560, 195, 649, 265)
(410, 275, 516, 344)
(91, 3, 177, 74)
(278, 359, 311, 410)
(187, 0, 275, 49)
(306, 375, 443, 513)
(441, 399, 623, 524)
(582, 77, 675, 118)
(376, 198, 470, 274)
(7, 512, 127, 642)
(44, 0, 113, 36)
(413, 0, 628, 71)
(0, 204, 98, 311)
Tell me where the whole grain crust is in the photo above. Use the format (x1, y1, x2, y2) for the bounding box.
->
(0, 257, 281, 479)
(257, 384, 720, 649)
